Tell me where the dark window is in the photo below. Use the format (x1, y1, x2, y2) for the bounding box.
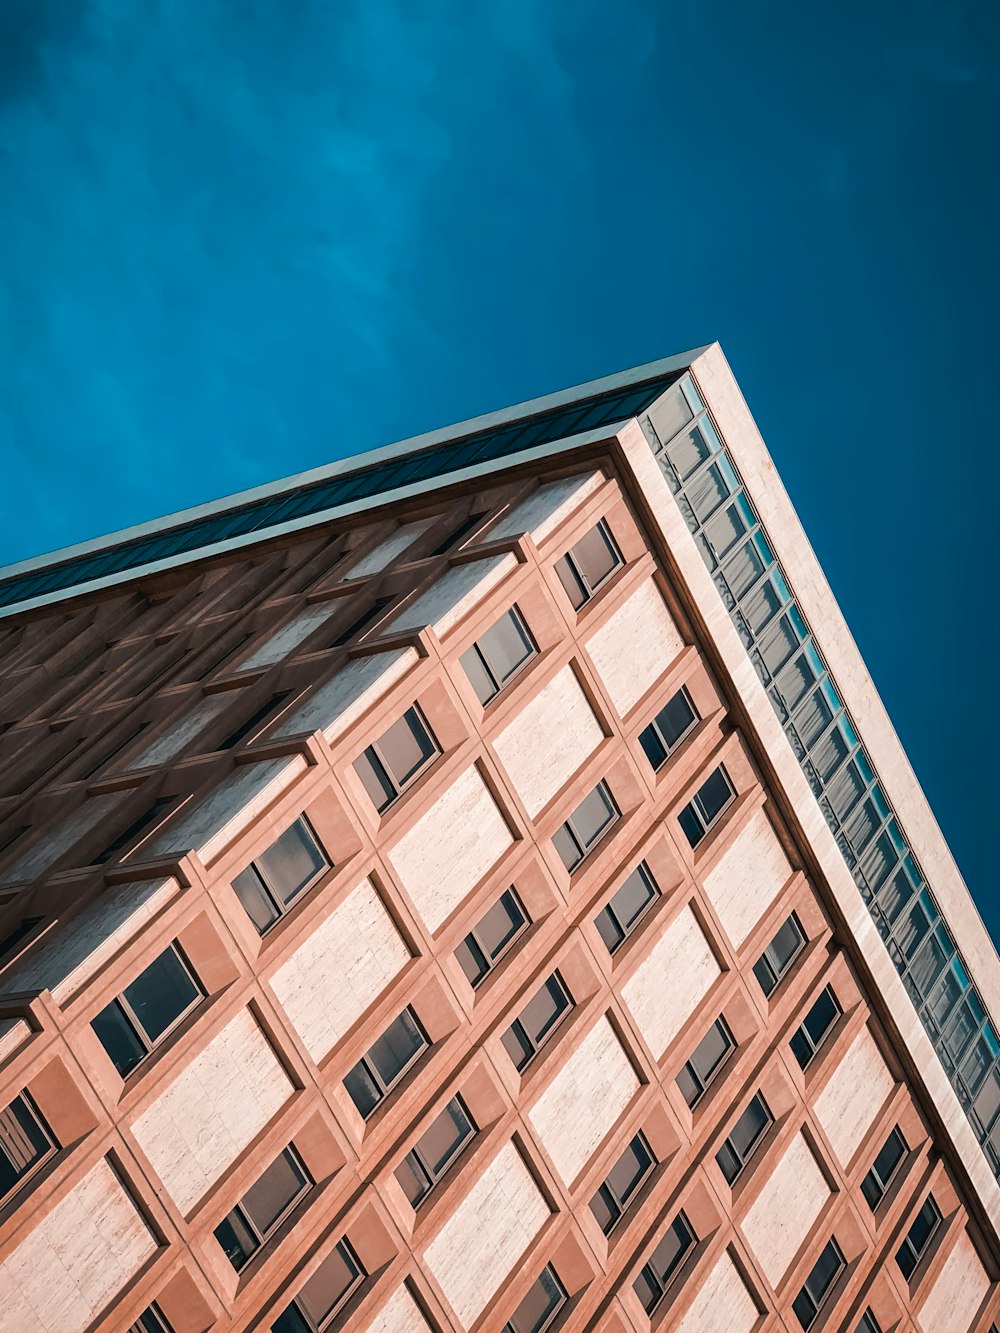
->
(0, 1092, 56, 1203)
(272, 1238, 365, 1332)
(0, 917, 42, 964)
(677, 766, 735, 848)
(94, 797, 174, 864)
(504, 1264, 568, 1333)
(455, 889, 529, 988)
(753, 914, 806, 998)
(232, 817, 330, 935)
(634, 1213, 696, 1314)
(639, 689, 699, 770)
(330, 596, 393, 647)
(552, 781, 619, 871)
(589, 1133, 656, 1235)
(460, 608, 537, 705)
(429, 512, 486, 557)
(502, 973, 574, 1072)
(91, 944, 202, 1077)
(218, 691, 291, 750)
(789, 986, 842, 1070)
(554, 521, 623, 609)
(594, 862, 660, 954)
(716, 1092, 773, 1185)
(214, 1147, 311, 1271)
(127, 1306, 173, 1333)
(677, 1017, 735, 1108)
(394, 1096, 476, 1208)
(353, 706, 438, 812)
(856, 1313, 882, 1333)
(792, 1238, 845, 1329)
(343, 1007, 428, 1118)
(896, 1196, 941, 1280)
(861, 1127, 907, 1210)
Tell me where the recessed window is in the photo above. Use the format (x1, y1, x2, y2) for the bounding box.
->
(430, 511, 486, 557)
(343, 1007, 428, 1118)
(502, 973, 574, 1072)
(232, 817, 330, 935)
(330, 596, 394, 647)
(789, 985, 842, 1071)
(214, 1147, 311, 1271)
(91, 944, 202, 1077)
(0, 1092, 56, 1204)
(0, 916, 43, 965)
(394, 1095, 476, 1208)
(353, 706, 439, 812)
(127, 1306, 173, 1333)
(715, 1092, 773, 1185)
(589, 1133, 656, 1235)
(552, 781, 619, 872)
(218, 691, 291, 750)
(555, 520, 623, 609)
(677, 766, 735, 848)
(792, 1237, 845, 1329)
(861, 1127, 907, 1210)
(94, 796, 174, 865)
(856, 1312, 882, 1333)
(272, 1238, 365, 1332)
(594, 862, 660, 954)
(504, 1264, 568, 1333)
(460, 607, 537, 705)
(896, 1196, 941, 1280)
(677, 1017, 735, 1109)
(753, 914, 806, 998)
(634, 1213, 696, 1314)
(639, 688, 699, 770)
(455, 888, 529, 988)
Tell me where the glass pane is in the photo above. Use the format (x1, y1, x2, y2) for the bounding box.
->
(507, 1266, 566, 1333)
(123, 947, 199, 1044)
(872, 1129, 905, 1188)
(343, 1061, 383, 1119)
(416, 1098, 473, 1179)
(795, 688, 834, 751)
(589, 1185, 617, 1234)
(649, 1214, 693, 1285)
(605, 1135, 653, 1207)
(648, 384, 693, 445)
(571, 523, 620, 592)
(688, 462, 732, 523)
(639, 724, 668, 769)
(476, 890, 527, 960)
(742, 574, 783, 634)
(232, 865, 281, 934)
(241, 1149, 308, 1236)
(257, 820, 327, 907)
(804, 988, 840, 1045)
(519, 976, 571, 1046)
(478, 610, 534, 686)
(692, 1019, 733, 1083)
(724, 537, 766, 600)
(377, 709, 436, 787)
(0, 1096, 52, 1197)
(459, 644, 497, 706)
(705, 501, 748, 558)
(455, 933, 489, 987)
(807, 1240, 843, 1301)
(678, 803, 705, 848)
(767, 916, 805, 977)
(595, 905, 624, 953)
(570, 783, 617, 849)
(92, 1000, 149, 1077)
(652, 691, 697, 751)
(368, 1010, 426, 1089)
(214, 1210, 259, 1270)
(501, 1022, 535, 1071)
(394, 1151, 431, 1207)
(695, 768, 733, 824)
(554, 553, 587, 609)
(610, 864, 659, 932)
(354, 747, 397, 810)
(297, 1241, 362, 1325)
(730, 1094, 770, 1159)
(552, 822, 582, 871)
(667, 423, 713, 479)
(676, 1063, 701, 1108)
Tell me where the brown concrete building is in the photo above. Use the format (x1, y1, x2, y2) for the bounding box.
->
(0, 344, 997, 1333)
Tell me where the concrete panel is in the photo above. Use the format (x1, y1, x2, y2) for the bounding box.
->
(489, 472, 605, 544)
(273, 647, 419, 742)
(387, 767, 513, 933)
(916, 1230, 991, 1333)
(676, 1251, 759, 1333)
(388, 554, 518, 638)
(422, 1139, 549, 1328)
(125, 694, 230, 769)
(527, 1016, 640, 1185)
(620, 907, 721, 1059)
(584, 579, 685, 717)
(239, 605, 338, 672)
(0, 1157, 156, 1332)
(130, 1008, 293, 1214)
(702, 810, 792, 950)
(361, 1285, 432, 1333)
(269, 876, 410, 1062)
(492, 665, 603, 819)
(346, 519, 434, 579)
(742, 1131, 830, 1286)
(813, 1027, 895, 1168)
(0, 794, 120, 885)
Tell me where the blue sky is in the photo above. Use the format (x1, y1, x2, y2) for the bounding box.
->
(0, 2, 997, 941)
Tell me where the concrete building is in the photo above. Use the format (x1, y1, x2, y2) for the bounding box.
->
(0, 343, 997, 1332)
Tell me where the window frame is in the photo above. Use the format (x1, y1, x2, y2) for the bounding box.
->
(395, 1095, 477, 1209)
(677, 765, 736, 849)
(274, 1237, 366, 1332)
(460, 606, 538, 706)
(792, 1237, 846, 1329)
(214, 1146, 312, 1272)
(503, 1264, 569, 1333)
(353, 704, 440, 813)
(594, 862, 660, 955)
(895, 1195, 942, 1281)
(231, 815, 331, 936)
(0, 1091, 57, 1206)
(860, 1126, 908, 1211)
(91, 942, 204, 1078)
(554, 519, 624, 609)
(553, 780, 620, 872)
(502, 972, 574, 1073)
(455, 888, 530, 988)
(589, 1131, 657, 1236)
(789, 985, 842, 1071)
(634, 1212, 696, 1315)
(127, 1305, 173, 1333)
(677, 1016, 736, 1109)
(639, 687, 700, 771)
(753, 913, 806, 998)
(343, 1006, 429, 1118)
(715, 1091, 774, 1185)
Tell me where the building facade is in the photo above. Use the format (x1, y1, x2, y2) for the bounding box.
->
(0, 344, 997, 1332)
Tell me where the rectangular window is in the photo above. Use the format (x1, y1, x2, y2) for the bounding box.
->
(430, 511, 486, 556)
(91, 944, 202, 1077)
(677, 1017, 735, 1108)
(789, 986, 842, 1070)
(94, 796, 174, 865)
(0, 916, 42, 964)
(589, 1133, 656, 1235)
(353, 706, 439, 812)
(127, 1307, 173, 1333)
(753, 914, 806, 997)
(343, 1007, 428, 1118)
(502, 973, 574, 1072)
(218, 691, 291, 750)
(455, 888, 529, 988)
(504, 1265, 568, 1333)
(634, 1213, 696, 1314)
(394, 1096, 476, 1208)
(677, 766, 735, 848)
(639, 688, 699, 770)
(232, 817, 330, 935)
(552, 781, 619, 871)
(594, 862, 660, 954)
(861, 1127, 907, 1210)
(460, 607, 537, 705)
(554, 520, 623, 609)
(330, 596, 393, 647)
(792, 1238, 845, 1329)
(896, 1196, 941, 1280)
(856, 1313, 882, 1333)
(272, 1238, 365, 1332)
(214, 1147, 311, 1271)
(0, 1092, 56, 1204)
(715, 1092, 773, 1185)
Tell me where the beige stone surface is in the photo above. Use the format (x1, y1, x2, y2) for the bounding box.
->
(274, 646, 418, 742)
(488, 472, 604, 544)
(361, 1284, 432, 1333)
(675, 1250, 759, 1333)
(388, 554, 518, 637)
(269, 876, 410, 1061)
(125, 694, 230, 770)
(741, 1131, 830, 1285)
(237, 604, 337, 672)
(620, 906, 720, 1059)
(584, 578, 684, 717)
(346, 519, 434, 579)
(702, 809, 791, 950)
(812, 1026, 895, 1168)
(492, 664, 603, 818)
(916, 1229, 991, 1333)
(0, 794, 120, 885)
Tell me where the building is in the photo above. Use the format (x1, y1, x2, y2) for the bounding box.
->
(0, 343, 997, 1332)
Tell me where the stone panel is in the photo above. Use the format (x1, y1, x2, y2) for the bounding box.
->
(361, 1285, 432, 1333)
(274, 647, 418, 742)
(584, 579, 684, 717)
(620, 907, 720, 1059)
(388, 554, 518, 637)
(916, 1230, 991, 1333)
(239, 605, 338, 672)
(741, 1131, 830, 1286)
(702, 810, 791, 951)
(346, 519, 434, 579)
(125, 694, 230, 770)
(813, 1026, 895, 1168)
(488, 472, 605, 544)
(676, 1251, 759, 1333)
